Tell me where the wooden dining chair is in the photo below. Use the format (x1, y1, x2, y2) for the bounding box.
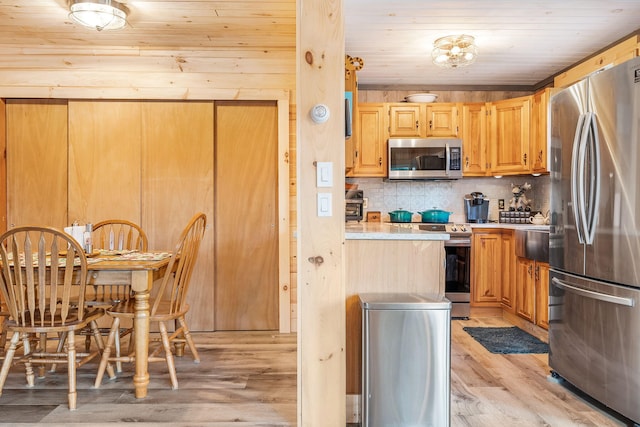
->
(80, 220, 149, 371)
(94, 213, 207, 390)
(0, 226, 114, 410)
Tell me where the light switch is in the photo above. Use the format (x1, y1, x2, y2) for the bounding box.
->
(317, 192, 332, 217)
(317, 161, 333, 187)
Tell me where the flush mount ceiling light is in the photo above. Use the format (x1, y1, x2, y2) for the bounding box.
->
(432, 34, 478, 69)
(69, 0, 128, 31)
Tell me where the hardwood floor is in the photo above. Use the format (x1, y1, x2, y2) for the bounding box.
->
(0, 318, 633, 426)
(0, 331, 297, 425)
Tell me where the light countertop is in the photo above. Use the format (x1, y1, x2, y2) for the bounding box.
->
(468, 223, 550, 231)
(345, 222, 449, 241)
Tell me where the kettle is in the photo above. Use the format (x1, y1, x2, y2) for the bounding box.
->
(528, 212, 549, 225)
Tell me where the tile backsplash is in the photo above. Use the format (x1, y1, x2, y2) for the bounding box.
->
(348, 175, 550, 223)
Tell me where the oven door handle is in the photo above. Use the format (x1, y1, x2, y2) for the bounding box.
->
(444, 238, 471, 247)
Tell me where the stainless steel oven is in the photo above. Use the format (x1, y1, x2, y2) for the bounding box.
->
(419, 223, 471, 318)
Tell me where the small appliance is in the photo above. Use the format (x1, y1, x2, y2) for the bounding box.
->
(345, 189, 364, 221)
(464, 192, 489, 223)
(387, 138, 462, 180)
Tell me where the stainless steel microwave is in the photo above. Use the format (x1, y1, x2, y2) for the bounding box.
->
(388, 138, 463, 180)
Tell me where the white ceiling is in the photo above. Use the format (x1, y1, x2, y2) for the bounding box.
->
(1, 1, 639, 91)
(345, 0, 640, 89)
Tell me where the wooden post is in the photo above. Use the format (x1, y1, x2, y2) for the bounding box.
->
(297, 0, 346, 425)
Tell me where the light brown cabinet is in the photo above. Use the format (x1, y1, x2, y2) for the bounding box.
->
(516, 257, 549, 330)
(530, 88, 550, 174)
(461, 102, 488, 176)
(471, 229, 503, 306)
(388, 103, 424, 137)
(500, 231, 516, 313)
(515, 257, 535, 322)
(535, 262, 550, 329)
(489, 96, 531, 175)
(351, 103, 387, 177)
(425, 103, 459, 137)
(388, 102, 459, 138)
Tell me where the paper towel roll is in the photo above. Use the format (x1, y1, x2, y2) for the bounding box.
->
(64, 225, 84, 247)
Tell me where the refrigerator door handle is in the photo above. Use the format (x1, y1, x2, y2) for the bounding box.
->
(571, 113, 587, 244)
(577, 113, 593, 244)
(584, 113, 601, 245)
(552, 277, 635, 307)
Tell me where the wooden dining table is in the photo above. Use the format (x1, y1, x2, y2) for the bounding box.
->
(85, 253, 172, 399)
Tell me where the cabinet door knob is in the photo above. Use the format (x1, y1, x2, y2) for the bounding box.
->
(429, 120, 433, 129)
(415, 120, 419, 129)
(378, 157, 382, 166)
(523, 153, 528, 165)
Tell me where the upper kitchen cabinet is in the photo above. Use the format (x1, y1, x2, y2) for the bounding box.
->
(388, 102, 459, 139)
(388, 103, 425, 138)
(530, 88, 551, 174)
(425, 103, 459, 137)
(488, 95, 531, 175)
(461, 102, 488, 176)
(350, 103, 387, 177)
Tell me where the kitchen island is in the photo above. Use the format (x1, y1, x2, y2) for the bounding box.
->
(344, 222, 449, 408)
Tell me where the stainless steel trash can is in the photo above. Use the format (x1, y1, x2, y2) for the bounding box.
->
(360, 293, 451, 427)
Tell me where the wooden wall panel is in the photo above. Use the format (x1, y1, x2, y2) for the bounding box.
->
(0, 99, 5, 234)
(6, 100, 68, 229)
(141, 101, 215, 332)
(297, 0, 345, 423)
(214, 101, 279, 331)
(68, 101, 142, 224)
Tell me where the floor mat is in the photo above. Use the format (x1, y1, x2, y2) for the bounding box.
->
(463, 326, 549, 354)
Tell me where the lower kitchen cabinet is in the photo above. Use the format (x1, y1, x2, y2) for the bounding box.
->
(515, 257, 549, 329)
(471, 229, 503, 307)
(535, 262, 549, 329)
(515, 257, 535, 322)
(500, 230, 516, 313)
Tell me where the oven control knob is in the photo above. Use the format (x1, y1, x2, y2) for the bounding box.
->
(451, 226, 457, 232)
(460, 225, 467, 232)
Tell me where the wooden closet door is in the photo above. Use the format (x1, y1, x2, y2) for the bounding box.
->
(68, 101, 142, 223)
(141, 101, 215, 332)
(214, 101, 278, 331)
(6, 100, 68, 228)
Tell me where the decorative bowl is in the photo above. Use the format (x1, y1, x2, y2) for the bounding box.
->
(404, 93, 438, 103)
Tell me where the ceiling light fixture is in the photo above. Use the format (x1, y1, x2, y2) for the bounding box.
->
(432, 35, 478, 69)
(69, 0, 128, 31)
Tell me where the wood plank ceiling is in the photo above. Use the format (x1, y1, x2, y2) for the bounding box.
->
(346, 0, 640, 88)
(0, 1, 639, 89)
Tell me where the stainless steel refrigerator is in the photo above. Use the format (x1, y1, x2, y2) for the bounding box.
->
(549, 56, 640, 423)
